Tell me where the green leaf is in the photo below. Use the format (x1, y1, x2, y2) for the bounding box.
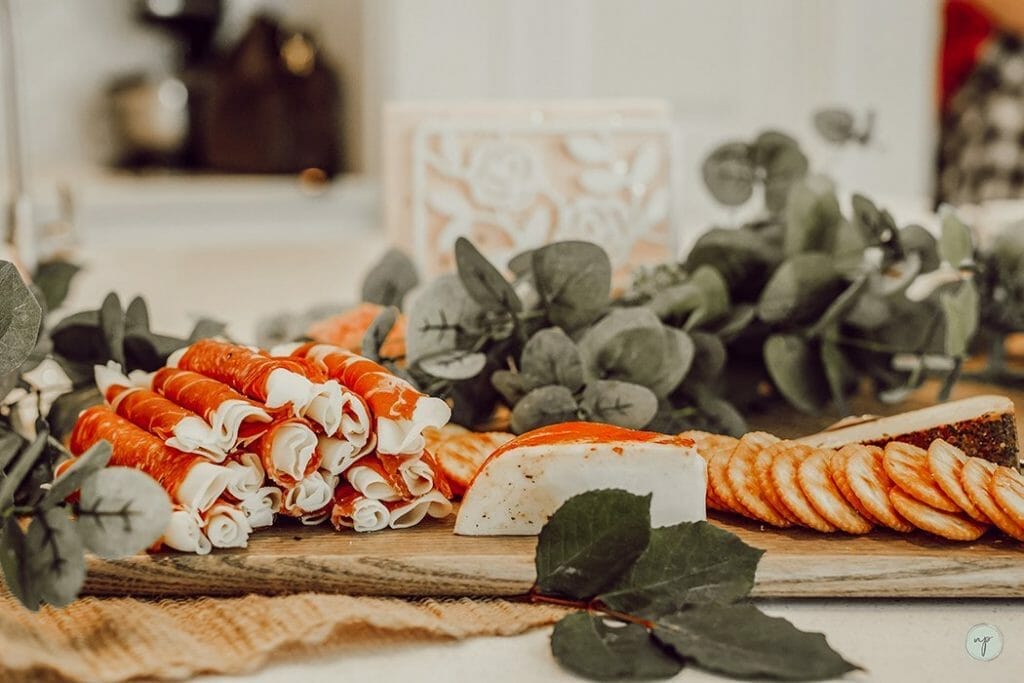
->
(0, 426, 48, 509)
(455, 237, 522, 313)
(783, 176, 842, 256)
(0, 261, 43, 376)
(32, 259, 80, 311)
(99, 292, 126, 368)
(507, 249, 536, 279)
(536, 489, 651, 599)
(551, 612, 683, 681)
(509, 385, 579, 434)
(758, 253, 843, 325)
(764, 334, 829, 414)
(188, 318, 227, 343)
(685, 228, 782, 300)
(50, 310, 106, 367)
(123, 331, 188, 372)
(690, 387, 748, 437)
(653, 604, 860, 681)
(684, 266, 730, 330)
(1, 516, 40, 610)
(39, 440, 112, 509)
(813, 108, 856, 144)
(417, 349, 488, 381)
(701, 142, 754, 206)
(755, 131, 809, 214)
(124, 296, 150, 334)
(0, 429, 25, 471)
(713, 304, 757, 342)
(821, 337, 851, 416)
(362, 248, 420, 308)
(806, 274, 869, 337)
(939, 206, 974, 267)
(685, 331, 726, 384)
(405, 274, 482, 363)
(25, 507, 86, 608)
(578, 308, 667, 388)
(581, 380, 658, 429)
(900, 224, 941, 272)
(76, 467, 173, 558)
(47, 387, 103, 441)
(491, 369, 531, 405)
(361, 306, 399, 362)
(645, 283, 703, 322)
(533, 242, 612, 330)
(599, 522, 764, 617)
(940, 279, 979, 357)
(648, 328, 695, 398)
(521, 327, 585, 393)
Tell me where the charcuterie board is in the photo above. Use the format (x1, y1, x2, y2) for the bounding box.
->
(81, 510, 1024, 600)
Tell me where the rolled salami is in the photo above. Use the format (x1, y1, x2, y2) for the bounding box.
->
(69, 406, 232, 512)
(377, 450, 451, 499)
(223, 452, 266, 500)
(317, 432, 376, 476)
(291, 343, 451, 455)
(282, 471, 336, 516)
(201, 499, 252, 548)
(345, 456, 403, 502)
(239, 486, 282, 528)
(160, 507, 212, 555)
(168, 340, 344, 435)
(252, 418, 320, 487)
(386, 490, 454, 529)
(331, 486, 389, 532)
(150, 367, 271, 450)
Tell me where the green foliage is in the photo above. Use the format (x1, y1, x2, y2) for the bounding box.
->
(0, 261, 43, 376)
(539, 490, 859, 681)
(361, 248, 419, 308)
(701, 131, 808, 215)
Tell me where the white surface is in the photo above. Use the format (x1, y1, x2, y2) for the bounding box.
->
(59, 236, 1024, 683)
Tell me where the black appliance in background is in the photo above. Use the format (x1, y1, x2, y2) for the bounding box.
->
(107, 1, 342, 176)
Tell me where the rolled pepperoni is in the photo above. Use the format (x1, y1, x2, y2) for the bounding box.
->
(252, 418, 320, 487)
(69, 406, 232, 512)
(330, 485, 389, 532)
(376, 450, 452, 500)
(105, 384, 226, 461)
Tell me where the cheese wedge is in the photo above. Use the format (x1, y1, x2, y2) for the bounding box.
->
(454, 422, 706, 536)
(797, 395, 1019, 468)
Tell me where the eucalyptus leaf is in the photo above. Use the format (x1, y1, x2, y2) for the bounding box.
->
(578, 307, 666, 388)
(0, 429, 25, 471)
(533, 241, 612, 330)
(491, 369, 531, 405)
(362, 248, 420, 308)
(0, 425, 47, 508)
(50, 310, 106, 366)
(645, 283, 702, 322)
(455, 237, 522, 313)
(32, 259, 80, 311)
(509, 385, 578, 434)
(536, 489, 651, 599)
(76, 467, 173, 558)
(758, 253, 843, 325)
(507, 249, 536, 278)
(783, 175, 841, 255)
(417, 349, 488, 381)
(123, 331, 189, 371)
(821, 337, 850, 416)
(843, 293, 891, 331)
(713, 304, 757, 341)
(124, 296, 150, 335)
(940, 279, 979, 357)
(755, 131, 809, 214)
(520, 327, 584, 393)
(648, 328, 695, 398)
(47, 387, 103, 441)
(188, 318, 227, 343)
(684, 266, 730, 329)
(900, 224, 941, 272)
(939, 206, 974, 267)
(764, 334, 829, 414)
(690, 388, 747, 437)
(361, 306, 399, 362)
(551, 613, 683, 681)
(404, 274, 482, 363)
(701, 141, 754, 206)
(685, 228, 781, 300)
(25, 507, 86, 608)
(850, 194, 900, 257)
(653, 604, 860, 681)
(686, 331, 726, 383)
(599, 521, 763, 617)
(813, 108, 856, 144)
(807, 274, 869, 337)
(0, 515, 40, 609)
(40, 440, 112, 509)
(0, 261, 43, 376)
(99, 292, 126, 368)
(580, 380, 658, 429)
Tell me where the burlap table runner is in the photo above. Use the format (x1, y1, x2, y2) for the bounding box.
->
(0, 589, 568, 683)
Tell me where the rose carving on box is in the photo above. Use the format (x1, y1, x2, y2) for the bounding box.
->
(384, 102, 677, 277)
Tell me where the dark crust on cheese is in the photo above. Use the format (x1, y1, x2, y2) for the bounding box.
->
(859, 412, 1019, 469)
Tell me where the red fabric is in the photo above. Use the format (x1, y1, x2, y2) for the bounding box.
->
(940, 0, 994, 111)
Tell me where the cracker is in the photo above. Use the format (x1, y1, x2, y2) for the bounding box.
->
(889, 486, 988, 541)
(798, 449, 873, 534)
(990, 466, 1024, 532)
(756, 442, 802, 525)
(927, 439, 989, 523)
(883, 442, 959, 512)
(843, 444, 914, 533)
(681, 431, 734, 511)
(769, 443, 836, 532)
(727, 436, 792, 527)
(434, 431, 513, 496)
(962, 458, 1024, 542)
(706, 438, 749, 516)
(831, 446, 882, 525)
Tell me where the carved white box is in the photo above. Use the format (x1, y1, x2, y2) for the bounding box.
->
(383, 100, 678, 277)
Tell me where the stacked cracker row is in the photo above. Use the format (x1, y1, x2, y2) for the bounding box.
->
(685, 431, 1024, 542)
(61, 339, 456, 555)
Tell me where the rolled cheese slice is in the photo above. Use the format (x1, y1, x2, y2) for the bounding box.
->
(317, 433, 375, 475)
(455, 422, 706, 536)
(331, 486, 390, 532)
(201, 499, 252, 549)
(239, 486, 282, 528)
(377, 451, 450, 499)
(345, 457, 402, 502)
(387, 490, 453, 529)
(253, 419, 320, 486)
(160, 507, 212, 555)
(223, 452, 266, 500)
(282, 471, 336, 515)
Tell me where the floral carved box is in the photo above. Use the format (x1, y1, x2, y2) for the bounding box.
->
(382, 101, 678, 277)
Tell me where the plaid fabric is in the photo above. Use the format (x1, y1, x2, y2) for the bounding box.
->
(938, 34, 1024, 206)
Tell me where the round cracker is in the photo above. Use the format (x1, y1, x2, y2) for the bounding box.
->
(707, 439, 749, 516)
(883, 442, 959, 512)
(769, 443, 836, 532)
(927, 440, 989, 523)
(756, 442, 802, 525)
(991, 466, 1024, 534)
(727, 436, 792, 527)
(798, 449, 873, 534)
(962, 458, 1024, 542)
(889, 486, 988, 541)
(831, 446, 882, 525)
(684, 431, 735, 512)
(844, 445, 914, 533)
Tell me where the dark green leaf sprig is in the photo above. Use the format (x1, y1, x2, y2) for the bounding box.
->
(533, 490, 860, 681)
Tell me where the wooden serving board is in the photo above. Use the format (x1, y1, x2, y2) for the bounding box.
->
(82, 512, 1024, 600)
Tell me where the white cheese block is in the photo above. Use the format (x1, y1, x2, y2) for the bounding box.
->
(454, 422, 706, 536)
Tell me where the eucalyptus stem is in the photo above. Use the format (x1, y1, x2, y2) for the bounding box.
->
(527, 591, 655, 630)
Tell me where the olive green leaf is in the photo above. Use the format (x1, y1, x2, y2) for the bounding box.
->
(124, 296, 150, 335)
(806, 274, 869, 338)
(648, 328, 695, 398)
(683, 331, 727, 384)
(521, 327, 584, 393)
(685, 228, 781, 300)
(25, 507, 86, 608)
(578, 308, 667, 388)
(510, 385, 579, 434)
(361, 306, 399, 362)
(713, 304, 757, 342)
(455, 237, 522, 313)
(813, 108, 856, 144)
(900, 224, 941, 272)
(701, 141, 754, 206)
(0, 261, 43, 376)
(551, 613, 683, 681)
(99, 292, 126, 368)
(536, 489, 651, 599)
(32, 259, 80, 311)
(362, 248, 420, 308)
(758, 253, 843, 325)
(405, 274, 482, 363)
(76, 467, 173, 558)
(39, 440, 112, 509)
(683, 266, 730, 330)
(580, 380, 658, 429)
(939, 206, 974, 268)
(507, 249, 536, 278)
(783, 175, 842, 256)
(1, 515, 40, 609)
(764, 334, 829, 414)
(940, 279, 979, 357)
(0, 425, 48, 509)
(47, 386, 103, 441)
(821, 337, 851, 416)
(755, 130, 809, 214)
(599, 522, 763, 617)
(187, 318, 227, 343)
(417, 349, 488, 381)
(491, 369, 531, 405)
(533, 241, 612, 330)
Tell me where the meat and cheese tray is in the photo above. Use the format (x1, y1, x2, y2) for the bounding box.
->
(48, 337, 1024, 600)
